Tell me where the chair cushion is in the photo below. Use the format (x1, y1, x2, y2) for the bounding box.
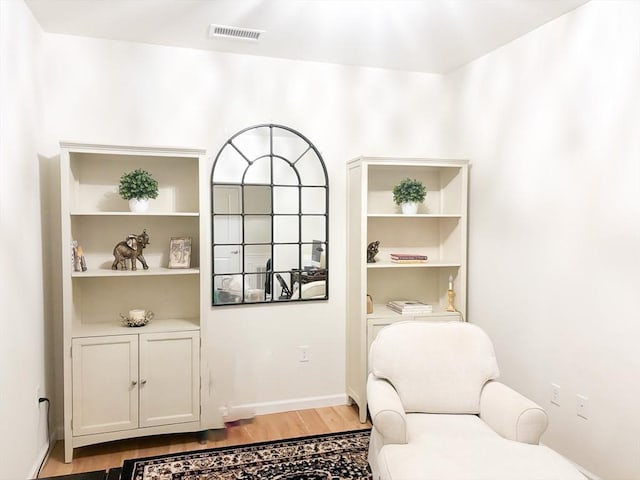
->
(369, 321, 499, 413)
(376, 414, 586, 480)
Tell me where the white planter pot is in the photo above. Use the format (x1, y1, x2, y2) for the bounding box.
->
(128, 198, 149, 213)
(401, 202, 419, 215)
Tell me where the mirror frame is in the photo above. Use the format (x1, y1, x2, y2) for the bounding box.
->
(211, 124, 329, 305)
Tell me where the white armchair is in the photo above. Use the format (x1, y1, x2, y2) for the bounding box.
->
(367, 321, 585, 480)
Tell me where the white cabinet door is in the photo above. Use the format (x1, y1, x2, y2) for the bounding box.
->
(138, 331, 200, 428)
(72, 335, 138, 436)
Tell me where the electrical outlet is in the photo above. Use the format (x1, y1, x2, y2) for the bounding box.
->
(298, 345, 310, 363)
(577, 394, 589, 419)
(550, 383, 561, 406)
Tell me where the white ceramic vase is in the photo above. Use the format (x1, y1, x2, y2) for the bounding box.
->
(128, 198, 149, 213)
(401, 202, 419, 215)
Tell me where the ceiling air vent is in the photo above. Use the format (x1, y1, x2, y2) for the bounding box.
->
(208, 24, 264, 41)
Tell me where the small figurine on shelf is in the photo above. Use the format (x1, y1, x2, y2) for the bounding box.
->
(120, 309, 153, 327)
(112, 230, 150, 271)
(367, 241, 380, 263)
(367, 294, 374, 314)
(71, 240, 87, 272)
(446, 274, 456, 312)
(76, 245, 87, 272)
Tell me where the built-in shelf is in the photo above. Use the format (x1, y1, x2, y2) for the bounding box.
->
(71, 211, 199, 217)
(72, 317, 200, 338)
(367, 213, 462, 218)
(347, 156, 469, 423)
(367, 303, 459, 319)
(71, 267, 199, 278)
(60, 142, 207, 462)
(367, 261, 461, 269)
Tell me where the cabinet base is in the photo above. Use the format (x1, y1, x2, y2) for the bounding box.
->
(66, 421, 202, 463)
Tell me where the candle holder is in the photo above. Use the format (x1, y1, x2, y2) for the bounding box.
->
(446, 289, 456, 312)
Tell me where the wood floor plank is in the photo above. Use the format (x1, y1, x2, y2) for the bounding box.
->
(295, 407, 330, 435)
(38, 404, 370, 478)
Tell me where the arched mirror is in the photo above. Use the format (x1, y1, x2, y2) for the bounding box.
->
(211, 124, 329, 305)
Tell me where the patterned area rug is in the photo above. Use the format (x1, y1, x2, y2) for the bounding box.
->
(120, 429, 372, 480)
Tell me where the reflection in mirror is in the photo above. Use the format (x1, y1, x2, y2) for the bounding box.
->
(273, 216, 299, 243)
(272, 129, 309, 161)
(244, 245, 270, 273)
(231, 126, 271, 162)
(213, 245, 242, 274)
(244, 216, 271, 243)
(212, 149, 246, 184)
(243, 186, 271, 214)
(273, 187, 299, 214)
(301, 241, 326, 268)
(211, 124, 329, 305)
(244, 274, 266, 303)
(302, 187, 326, 214)
(297, 150, 325, 186)
(213, 186, 241, 214)
(213, 216, 242, 244)
(273, 244, 299, 271)
(302, 217, 326, 243)
(245, 157, 271, 184)
(213, 274, 243, 304)
(273, 157, 299, 185)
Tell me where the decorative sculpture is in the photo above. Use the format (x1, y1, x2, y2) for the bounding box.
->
(367, 240, 380, 263)
(112, 229, 150, 271)
(120, 309, 154, 327)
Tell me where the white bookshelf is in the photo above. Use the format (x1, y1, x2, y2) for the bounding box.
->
(59, 142, 208, 462)
(346, 157, 469, 422)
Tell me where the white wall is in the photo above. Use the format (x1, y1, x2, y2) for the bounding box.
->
(448, 1, 640, 478)
(0, 1, 51, 479)
(39, 33, 454, 428)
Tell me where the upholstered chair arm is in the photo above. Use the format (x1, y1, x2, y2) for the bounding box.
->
(480, 380, 548, 445)
(366, 373, 407, 445)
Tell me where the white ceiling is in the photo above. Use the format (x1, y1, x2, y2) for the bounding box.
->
(25, 0, 589, 74)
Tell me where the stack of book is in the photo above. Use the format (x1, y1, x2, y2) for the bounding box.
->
(390, 253, 428, 264)
(387, 300, 433, 315)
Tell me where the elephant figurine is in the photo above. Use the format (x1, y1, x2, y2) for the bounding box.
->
(112, 230, 150, 271)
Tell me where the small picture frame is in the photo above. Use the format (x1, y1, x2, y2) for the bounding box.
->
(168, 237, 192, 269)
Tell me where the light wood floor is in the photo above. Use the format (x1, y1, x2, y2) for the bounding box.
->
(39, 404, 370, 478)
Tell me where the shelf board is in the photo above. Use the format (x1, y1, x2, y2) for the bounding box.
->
(367, 261, 460, 269)
(367, 213, 462, 218)
(70, 211, 199, 217)
(368, 303, 460, 320)
(72, 267, 199, 278)
(349, 157, 468, 168)
(72, 317, 200, 337)
(60, 141, 206, 156)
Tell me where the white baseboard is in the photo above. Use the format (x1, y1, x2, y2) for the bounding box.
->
(233, 394, 349, 417)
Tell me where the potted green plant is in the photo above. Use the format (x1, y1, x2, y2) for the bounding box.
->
(392, 178, 426, 214)
(119, 168, 159, 213)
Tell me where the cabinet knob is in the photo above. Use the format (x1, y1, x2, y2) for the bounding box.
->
(131, 380, 137, 386)
(141, 379, 147, 385)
